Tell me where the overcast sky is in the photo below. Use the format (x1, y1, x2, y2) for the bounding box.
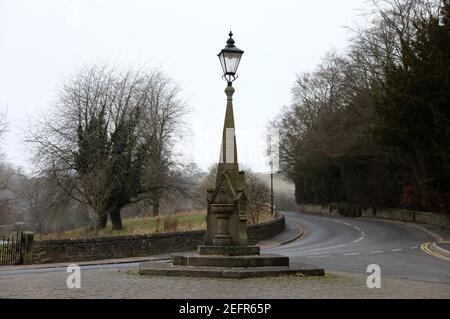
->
(0, 0, 369, 174)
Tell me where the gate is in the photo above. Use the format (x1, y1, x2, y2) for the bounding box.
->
(0, 232, 24, 265)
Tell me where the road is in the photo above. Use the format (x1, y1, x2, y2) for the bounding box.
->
(266, 212, 450, 284)
(0, 212, 449, 298)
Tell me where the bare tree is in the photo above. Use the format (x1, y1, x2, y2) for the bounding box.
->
(0, 110, 9, 223)
(349, 0, 443, 84)
(245, 170, 270, 224)
(29, 65, 188, 230)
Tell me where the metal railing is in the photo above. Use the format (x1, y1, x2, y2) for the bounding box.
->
(0, 232, 24, 265)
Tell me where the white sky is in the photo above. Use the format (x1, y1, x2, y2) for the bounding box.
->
(0, 0, 369, 174)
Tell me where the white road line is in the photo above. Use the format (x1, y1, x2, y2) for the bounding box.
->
(344, 253, 360, 256)
(411, 247, 418, 250)
(306, 255, 331, 259)
(322, 217, 367, 248)
(392, 249, 403, 252)
(371, 251, 384, 254)
(307, 244, 348, 252)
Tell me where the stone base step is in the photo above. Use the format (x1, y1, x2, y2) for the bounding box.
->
(139, 261, 325, 279)
(172, 254, 289, 268)
(198, 245, 260, 256)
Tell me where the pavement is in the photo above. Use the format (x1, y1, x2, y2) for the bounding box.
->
(0, 211, 449, 298)
(257, 216, 303, 248)
(0, 255, 171, 273)
(2, 268, 450, 299)
(419, 224, 450, 242)
(418, 225, 450, 258)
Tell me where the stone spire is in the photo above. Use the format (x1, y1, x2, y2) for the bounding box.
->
(218, 85, 239, 176)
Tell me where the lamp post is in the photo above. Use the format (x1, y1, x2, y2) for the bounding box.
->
(199, 31, 259, 256)
(139, 32, 324, 278)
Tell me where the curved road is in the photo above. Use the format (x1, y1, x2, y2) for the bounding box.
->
(266, 212, 450, 284)
(1, 212, 449, 287)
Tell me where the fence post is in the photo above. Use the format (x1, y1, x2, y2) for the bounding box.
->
(21, 232, 34, 265)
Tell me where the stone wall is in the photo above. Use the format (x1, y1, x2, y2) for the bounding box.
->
(299, 204, 341, 217)
(32, 214, 285, 264)
(415, 211, 450, 227)
(299, 204, 450, 228)
(247, 214, 286, 244)
(375, 209, 415, 222)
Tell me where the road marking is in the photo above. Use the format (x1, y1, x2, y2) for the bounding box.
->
(410, 247, 418, 250)
(306, 255, 331, 259)
(326, 218, 367, 243)
(344, 253, 360, 256)
(320, 217, 368, 250)
(371, 251, 384, 254)
(307, 244, 348, 251)
(392, 249, 403, 252)
(421, 243, 450, 262)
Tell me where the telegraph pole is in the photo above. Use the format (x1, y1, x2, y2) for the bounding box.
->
(270, 159, 274, 216)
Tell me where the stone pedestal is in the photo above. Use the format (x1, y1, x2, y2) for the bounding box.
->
(198, 245, 260, 256)
(139, 261, 325, 279)
(172, 254, 289, 268)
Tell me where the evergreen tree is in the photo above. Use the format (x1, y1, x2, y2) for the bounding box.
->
(375, 0, 450, 211)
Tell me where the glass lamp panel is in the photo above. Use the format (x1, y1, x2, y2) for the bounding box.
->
(223, 52, 242, 74)
(219, 53, 227, 75)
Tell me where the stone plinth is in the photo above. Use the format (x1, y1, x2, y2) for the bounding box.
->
(139, 261, 325, 279)
(172, 254, 289, 268)
(198, 245, 260, 256)
(138, 249, 325, 279)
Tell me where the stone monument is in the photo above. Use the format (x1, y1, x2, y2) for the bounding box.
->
(139, 32, 324, 278)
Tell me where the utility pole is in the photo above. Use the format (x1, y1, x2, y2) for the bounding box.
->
(270, 159, 274, 216)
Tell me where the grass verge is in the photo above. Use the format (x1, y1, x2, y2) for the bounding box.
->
(36, 210, 276, 240)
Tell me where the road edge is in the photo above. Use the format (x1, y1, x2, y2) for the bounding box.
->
(406, 223, 444, 242)
(421, 242, 450, 261)
(278, 218, 304, 246)
(357, 215, 450, 260)
(0, 255, 172, 272)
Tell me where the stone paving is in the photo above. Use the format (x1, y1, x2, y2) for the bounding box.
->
(1, 268, 449, 299)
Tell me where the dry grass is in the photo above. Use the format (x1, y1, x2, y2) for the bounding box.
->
(248, 211, 276, 225)
(36, 210, 207, 240)
(35, 209, 277, 241)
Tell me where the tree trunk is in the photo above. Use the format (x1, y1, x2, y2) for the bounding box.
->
(413, 147, 429, 210)
(110, 208, 123, 230)
(96, 212, 108, 230)
(152, 200, 160, 217)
